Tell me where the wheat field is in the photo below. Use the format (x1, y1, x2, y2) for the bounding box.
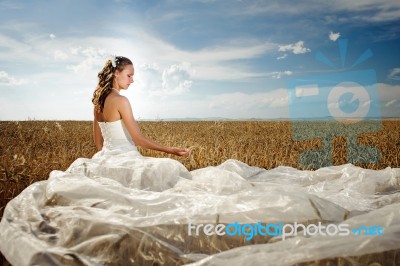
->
(0, 120, 399, 265)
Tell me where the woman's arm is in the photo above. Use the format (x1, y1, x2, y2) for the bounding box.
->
(117, 97, 189, 156)
(93, 110, 104, 151)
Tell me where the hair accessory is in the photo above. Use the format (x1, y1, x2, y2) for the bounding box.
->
(109, 55, 117, 68)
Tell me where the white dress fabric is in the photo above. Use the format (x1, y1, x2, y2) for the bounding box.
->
(0, 119, 400, 265)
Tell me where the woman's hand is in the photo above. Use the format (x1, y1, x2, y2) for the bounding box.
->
(169, 147, 190, 157)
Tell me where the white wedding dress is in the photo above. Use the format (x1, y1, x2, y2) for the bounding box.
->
(1, 119, 400, 265)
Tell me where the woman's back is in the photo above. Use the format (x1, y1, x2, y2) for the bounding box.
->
(95, 89, 123, 123)
(98, 119, 137, 151)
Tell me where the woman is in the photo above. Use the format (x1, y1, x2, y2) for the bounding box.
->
(92, 56, 189, 156)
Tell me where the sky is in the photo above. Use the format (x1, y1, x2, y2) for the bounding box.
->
(0, 0, 399, 120)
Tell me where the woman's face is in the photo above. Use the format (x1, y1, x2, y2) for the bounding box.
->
(114, 64, 134, 90)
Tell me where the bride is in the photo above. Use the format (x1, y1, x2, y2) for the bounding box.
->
(70, 55, 194, 192)
(92, 56, 190, 157)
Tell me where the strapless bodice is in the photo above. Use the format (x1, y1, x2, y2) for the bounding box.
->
(98, 119, 136, 150)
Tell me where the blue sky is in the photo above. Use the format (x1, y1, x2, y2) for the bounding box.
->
(0, 0, 399, 120)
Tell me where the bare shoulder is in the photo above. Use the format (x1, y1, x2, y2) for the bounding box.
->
(105, 93, 128, 106)
(115, 95, 131, 107)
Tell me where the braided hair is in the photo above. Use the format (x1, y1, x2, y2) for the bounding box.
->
(92, 56, 133, 112)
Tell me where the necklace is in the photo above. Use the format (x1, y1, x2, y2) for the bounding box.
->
(112, 88, 120, 94)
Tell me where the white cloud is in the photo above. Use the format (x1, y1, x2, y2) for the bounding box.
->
(388, 68, 400, 80)
(131, 63, 193, 97)
(70, 46, 82, 55)
(135, 63, 162, 92)
(270, 71, 292, 79)
(81, 46, 106, 58)
(0, 71, 26, 86)
(67, 47, 107, 74)
(369, 8, 400, 22)
(276, 53, 287, 60)
(333, 0, 400, 22)
(49, 34, 56, 40)
(278, 41, 310, 55)
(54, 50, 68, 60)
(329, 31, 340, 42)
(161, 63, 192, 95)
